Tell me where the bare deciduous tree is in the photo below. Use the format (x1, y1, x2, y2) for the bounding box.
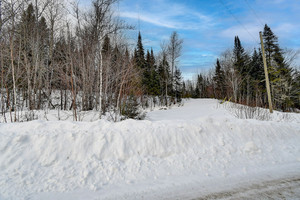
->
(168, 31, 183, 88)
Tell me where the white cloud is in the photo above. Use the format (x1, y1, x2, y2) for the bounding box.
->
(274, 23, 298, 35)
(120, 10, 214, 30)
(118, 0, 214, 31)
(119, 11, 178, 29)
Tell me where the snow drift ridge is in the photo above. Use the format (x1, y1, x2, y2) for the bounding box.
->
(0, 99, 300, 200)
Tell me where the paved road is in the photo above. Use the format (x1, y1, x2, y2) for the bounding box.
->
(195, 177, 300, 200)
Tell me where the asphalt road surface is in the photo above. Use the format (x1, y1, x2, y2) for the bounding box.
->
(195, 177, 300, 200)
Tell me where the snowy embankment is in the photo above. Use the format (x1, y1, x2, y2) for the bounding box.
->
(0, 99, 300, 200)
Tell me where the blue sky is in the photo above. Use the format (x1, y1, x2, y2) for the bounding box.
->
(82, 0, 300, 79)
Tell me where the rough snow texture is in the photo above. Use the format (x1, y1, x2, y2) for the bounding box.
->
(0, 99, 300, 200)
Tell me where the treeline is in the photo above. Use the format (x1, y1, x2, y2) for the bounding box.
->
(0, 0, 184, 122)
(1, 1, 298, 123)
(183, 25, 300, 111)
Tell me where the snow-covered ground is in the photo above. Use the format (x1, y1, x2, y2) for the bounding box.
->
(0, 99, 299, 200)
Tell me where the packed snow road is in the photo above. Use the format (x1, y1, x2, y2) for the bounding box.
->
(0, 99, 299, 200)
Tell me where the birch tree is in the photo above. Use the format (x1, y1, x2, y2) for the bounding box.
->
(167, 31, 183, 89)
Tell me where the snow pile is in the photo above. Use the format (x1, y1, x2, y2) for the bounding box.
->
(0, 99, 300, 200)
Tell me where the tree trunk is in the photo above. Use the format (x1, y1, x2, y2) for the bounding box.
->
(10, 31, 17, 122)
(99, 40, 103, 118)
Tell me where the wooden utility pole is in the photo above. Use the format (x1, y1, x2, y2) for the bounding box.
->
(259, 31, 273, 113)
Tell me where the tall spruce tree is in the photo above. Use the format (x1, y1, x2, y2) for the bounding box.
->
(19, 3, 36, 61)
(262, 24, 279, 67)
(233, 36, 247, 74)
(148, 49, 160, 95)
(250, 48, 264, 82)
(174, 67, 182, 102)
(136, 31, 145, 69)
(213, 59, 226, 99)
(233, 36, 250, 102)
(263, 24, 293, 110)
(143, 50, 152, 94)
(250, 48, 266, 106)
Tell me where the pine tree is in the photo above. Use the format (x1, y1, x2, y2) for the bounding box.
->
(194, 84, 200, 98)
(233, 36, 248, 74)
(121, 95, 144, 120)
(263, 24, 293, 110)
(197, 74, 207, 98)
(136, 31, 145, 69)
(102, 35, 111, 56)
(148, 49, 160, 95)
(19, 3, 36, 60)
(150, 48, 155, 67)
(158, 53, 171, 100)
(182, 81, 187, 98)
(262, 24, 278, 67)
(213, 59, 226, 99)
(250, 48, 264, 81)
(143, 50, 151, 94)
(233, 36, 250, 103)
(174, 67, 182, 102)
(37, 16, 49, 59)
(291, 70, 300, 109)
(250, 48, 265, 106)
(133, 47, 138, 64)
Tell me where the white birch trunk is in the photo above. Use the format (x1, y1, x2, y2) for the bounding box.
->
(99, 40, 103, 119)
(10, 36, 17, 122)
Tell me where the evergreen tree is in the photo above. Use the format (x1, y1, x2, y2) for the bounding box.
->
(199, 74, 207, 98)
(250, 48, 264, 81)
(194, 84, 200, 98)
(121, 95, 144, 120)
(262, 24, 279, 67)
(263, 24, 293, 110)
(158, 53, 171, 98)
(291, 70, 300, 109)
(233, 36, 250, 102)
(136, 31, 145, 69)
(111, 45, 120, 72)
(174, 67, 182, 102)
(182, 81, 187, 98)
(37, 16, 49, 59)
(18, 4, 36, 60)
(233, 36, 248, 75)
(149, 49, 160, 95)
(133, 47, 138, 65)
(213, 59, 226, 99)
(250, 48, 266, 106)
(102, 35, 111, 56)
(18, 4, 49, 58)
(150, 48, 155, 67)
(143, 50, 152, 94)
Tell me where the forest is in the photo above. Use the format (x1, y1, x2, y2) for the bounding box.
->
(0, 0, 299, 122)
(186, 26, 300, 112)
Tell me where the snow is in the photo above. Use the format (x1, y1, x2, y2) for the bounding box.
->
(0, 99, 300, 200)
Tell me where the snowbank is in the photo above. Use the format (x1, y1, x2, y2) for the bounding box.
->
(0, 99, 299, 200)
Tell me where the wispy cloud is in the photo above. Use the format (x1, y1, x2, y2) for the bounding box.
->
(120, 11, 178, 29)
(274, 23, 298, 35)
(119, 0, 214, 31)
